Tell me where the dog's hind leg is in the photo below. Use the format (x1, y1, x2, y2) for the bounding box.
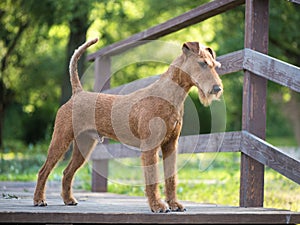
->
(61, 135, 97, 205)
(33, 127, 73, 206)
(33, 103, 74, 206)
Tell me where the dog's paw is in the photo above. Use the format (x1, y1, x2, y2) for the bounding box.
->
(150, 200, 170, 213)
(63, 197, 78, 206)
(34, 199, 48, 207)
(167, 199, 186, 212)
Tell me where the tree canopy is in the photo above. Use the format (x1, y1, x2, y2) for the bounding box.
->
(0, 0, 299, 148)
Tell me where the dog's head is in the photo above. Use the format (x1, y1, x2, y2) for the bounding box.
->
(180, 42, 223, 107)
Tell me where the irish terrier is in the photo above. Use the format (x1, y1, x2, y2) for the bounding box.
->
(33, 38, 223, 213)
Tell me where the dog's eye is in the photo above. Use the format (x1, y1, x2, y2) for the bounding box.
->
(198, 61, 207, 68)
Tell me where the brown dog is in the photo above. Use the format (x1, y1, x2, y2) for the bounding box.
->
(33, 38, 223, 213)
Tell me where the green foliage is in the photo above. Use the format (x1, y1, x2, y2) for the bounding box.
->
(106, 153, 300, 211)
(0, 140, 47, 180)
(2, 32, 66, 143)
(214, 5, 245, 55)
(1, 1, 299, 148)
(1, 141, 299, 211)
(269, 0, 300, 65)
(221, 73, 244, 131)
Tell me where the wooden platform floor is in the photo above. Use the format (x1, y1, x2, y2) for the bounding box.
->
(1, 181, 300, 224)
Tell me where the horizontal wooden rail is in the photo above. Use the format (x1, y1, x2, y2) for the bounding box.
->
(97, 48, 300, 96)
(87, 0, 245, 60)
(177, 131, 241, 154)
(91, 131, 242, 160)
(241, 131, 300, 185)
(216, 49, 244, 75)
(243, 48, 300, 93)
(91, 130, 300, 185)
(102, 50, 244, 95)
(289, 0, 300, 4)
(91, 129, 300, 182)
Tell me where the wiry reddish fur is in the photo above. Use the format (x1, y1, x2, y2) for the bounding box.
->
(33, 38, 223, 213)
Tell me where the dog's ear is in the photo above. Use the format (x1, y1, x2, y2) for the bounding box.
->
(182, 42, 200, 55)
(203, 47, 221, 67)
(205, 47, 216, 59)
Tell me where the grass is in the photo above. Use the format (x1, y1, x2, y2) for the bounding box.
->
(104, 153, 300, 211)
(1, 141, 299, 212)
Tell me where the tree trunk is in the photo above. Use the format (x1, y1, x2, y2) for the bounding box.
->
(0, 21, 28, 148)
(60, 6, 90, 105)
(0, 79, 15, 148)
(0, 80, 4, 148)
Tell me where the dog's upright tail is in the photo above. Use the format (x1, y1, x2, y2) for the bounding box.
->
(69, 38, 98, 95)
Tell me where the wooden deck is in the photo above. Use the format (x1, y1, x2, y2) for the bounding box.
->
(1, 182, 300, 224)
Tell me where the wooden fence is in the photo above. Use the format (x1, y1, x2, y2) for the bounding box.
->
(87, 0, 300, 208)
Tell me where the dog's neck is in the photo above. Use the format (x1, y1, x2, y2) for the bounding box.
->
(165, 65, 194, 93)
(153, 63, 195, 110)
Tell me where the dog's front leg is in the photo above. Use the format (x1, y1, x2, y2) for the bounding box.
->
(162, 138, 185, 212)
(141, 148, 169, 213)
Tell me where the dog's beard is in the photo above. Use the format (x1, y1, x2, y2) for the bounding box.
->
(197, 86, 222, 107)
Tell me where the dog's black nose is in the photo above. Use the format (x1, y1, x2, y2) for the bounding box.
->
(212, 85, 222, 94)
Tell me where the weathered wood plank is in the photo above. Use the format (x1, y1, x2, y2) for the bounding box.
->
(177, 131, 241, 154)
(94, 56, 111, 92)
(243, 48, 300, 93)
(289, 0, 300, 4)
(92, 159, 108, 192)
(91, 132, 241, 160)
(241, 131, 300, 185)
(216, 50, 244, 75)
(3, 210, 300, 224)
(97, 48, 300, 96)
(87, 0, 245, 60)
(240, 0, 269, 208)
(1, 191, 300, 224)
(93, 58, 111, 192)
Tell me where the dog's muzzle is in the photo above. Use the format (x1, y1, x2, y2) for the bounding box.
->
(210, 85, 222, 94)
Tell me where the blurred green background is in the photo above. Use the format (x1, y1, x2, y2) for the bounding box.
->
(1, 0, 299, 147)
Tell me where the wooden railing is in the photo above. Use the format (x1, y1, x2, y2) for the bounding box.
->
(87, 0, 300, 208)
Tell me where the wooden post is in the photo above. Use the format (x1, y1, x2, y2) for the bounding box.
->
(92, 56, 111, 192)
(94, 56, 111, 92)
(240, 0, 269, 207)
(92, 158, 109, 192)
